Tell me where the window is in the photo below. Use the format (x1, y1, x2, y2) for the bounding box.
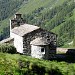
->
(41, 47, 45, 52)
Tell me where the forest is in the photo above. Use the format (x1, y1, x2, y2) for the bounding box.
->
(0, 0, 28, 41)
(0, 0, 25, 20)
(23, 0, 75, 47)
(0, 0, 75, 47)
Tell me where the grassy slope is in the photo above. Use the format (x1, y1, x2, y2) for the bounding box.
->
(51, 8, 75, 48)
(0, 53, 75, 75)
(18, 0, 66, 14)
(52, 8, 75, 34)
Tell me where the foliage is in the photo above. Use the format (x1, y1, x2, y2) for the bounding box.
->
(22, 0, 75, 47)
(0, 0, 75, 47)
(57, 37, 64, 47)
(0, 26, 10, 41)
(0, 0, 67, 40)
(58, 19, 75, 47)
(0, 0, 28, 41)
(0, 0, 25, 21)
(0, 53, 75, 75)
(0, 44, 17, 54)
(73, 37, 75, 46)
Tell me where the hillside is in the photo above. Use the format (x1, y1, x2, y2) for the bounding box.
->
(0, 0, 27, 40)
(0, 0, 75, 47)
(0, 0, 25, 20)
(0, 53, 75, 75)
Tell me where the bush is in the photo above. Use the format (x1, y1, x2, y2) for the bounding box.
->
(0, 43, 17, 54)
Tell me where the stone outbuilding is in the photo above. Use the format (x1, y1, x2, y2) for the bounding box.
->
(0, 14, 57, 59)
(30, 37, 51, 59)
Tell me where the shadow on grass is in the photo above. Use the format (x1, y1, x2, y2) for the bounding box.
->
(49, 49, 75, 63)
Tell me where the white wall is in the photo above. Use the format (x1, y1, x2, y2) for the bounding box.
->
(10, 20, 12, 36)
(31, 45, 45, 59)
(10, 32, 23, 53)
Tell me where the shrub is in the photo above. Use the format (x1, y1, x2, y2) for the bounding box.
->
(0, 43, 17, 54)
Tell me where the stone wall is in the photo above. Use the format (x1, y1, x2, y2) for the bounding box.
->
(31, 45, 45, 59)
(57, 48, 68, 53)
(10, 14, 25, 29)
(23, 28, 57, 56)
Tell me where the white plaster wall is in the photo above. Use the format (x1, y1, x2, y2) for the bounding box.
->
(10, 32, 23, 53)
(10, 20, 12, 37)
(31, 45, 45, 59)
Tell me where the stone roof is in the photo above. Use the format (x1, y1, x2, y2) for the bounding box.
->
(0, 37, 14, 44)
(30, 37, 50, 46)
(11, 24, 40, 36)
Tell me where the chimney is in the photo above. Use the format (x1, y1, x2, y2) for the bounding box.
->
(10, 19, 18, 37)
(15, 13, 22, 19)
(10, 19, 17, 29)
(10, 13, 25, 31)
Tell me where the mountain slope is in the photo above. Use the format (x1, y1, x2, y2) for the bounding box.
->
(0, 0, 75, 48)
(0, 0, 26, 40)
(0, 0, 24, 20)
(52, 6, 75, 47)
(0, 0, 67, 39)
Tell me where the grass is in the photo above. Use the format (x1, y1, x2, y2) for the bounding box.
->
(0, 52, 75, 75)
(73, 8, 75, 20)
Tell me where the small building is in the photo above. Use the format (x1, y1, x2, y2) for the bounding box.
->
(0, 14, 57, 59)
(30, 37, 51, 59)
(0, 37, 14, 45)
